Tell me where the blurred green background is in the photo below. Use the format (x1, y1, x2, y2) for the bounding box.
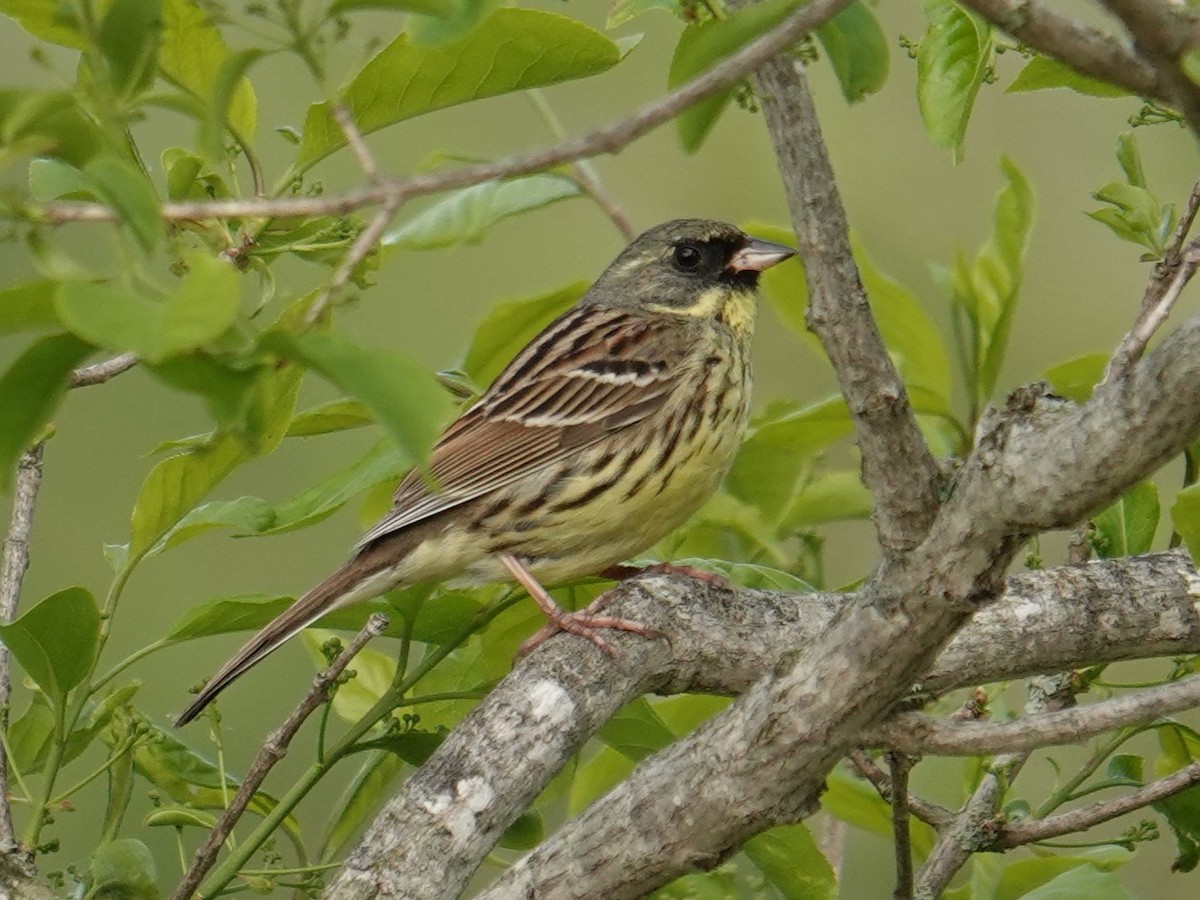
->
(1, 0, 1197, 895)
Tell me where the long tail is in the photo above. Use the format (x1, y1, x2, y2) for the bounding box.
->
(174, 557, 395, 727)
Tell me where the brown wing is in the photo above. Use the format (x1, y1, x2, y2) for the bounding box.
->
(355, 305, 686, 548)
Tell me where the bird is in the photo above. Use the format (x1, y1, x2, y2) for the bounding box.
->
(174, 218, 795, 726)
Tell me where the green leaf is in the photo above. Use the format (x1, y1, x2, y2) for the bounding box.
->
(0, 280, 60, 333)
(815, 2, 889, 103)
(994, 848, 1131, 900)
(384, 175, 582, 250)
(0, 0, 84, 47)
(162, 147, 204, 201)
(1154, 724, 1200, 872)
(320, 750, 407, 862)
(129, 434, 247, 556)
(295, 9, 621, 171)
(669, 0, 801, 153)
(331, 0, 459, 20)
(1092, 481, 1159, 558)
(744, 222, 809, 339)
(28, 156, 92, 201)
(856, 238, 953, 410)
(98, 0, 164, 98)
(260, 439, 406, 536)
(823, 766, 936, 859)
(148, 496, 275, 556)
(0, 587, 100, 700)
(200, 47, 266, 161)
(597, 697, 676, 762)
(159, 0, 257, 140)
(917, 0, 992, 160)
(1007, 56, 1129, 98)
(265, 331, 454, 471)
(0, 89, 104, 168)
(8, 691, 55, 774)
(785, 470, 873, 529)
(462, 281, 585, 387)
(0, 333, 92, 487)
(569, 744, 635, 815)
(1043, 353, 1107, 403)
(83, 156, 162, 251)
(302, 629, 396, 722)
(744, 823, 837, 899)
(286, 398, 374, 437)
(88, 838, 160, 900)
(1173, 483, 1200, 562)
(144, 806, 216, 829)
(407, 0, 498, 45)
(726, 397, 854, 521)
(1016, 863, 1131, 899)
(56, 258, 240, 362)
(499, 810, 545, 851)
(608, 0, 675, 29)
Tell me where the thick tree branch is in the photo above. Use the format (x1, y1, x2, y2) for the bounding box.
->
(33, 0, 856, 229)
(1100, 0, 1200, 136)
(471, 313, 1200, 899)
(324, 549, 1200, 899)
(958, 0, 1164, 100)
(750, 43, 940, 553)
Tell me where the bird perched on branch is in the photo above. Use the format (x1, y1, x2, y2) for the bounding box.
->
(175, 218, 794, 726)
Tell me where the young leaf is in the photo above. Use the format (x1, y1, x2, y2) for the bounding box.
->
(159, 0, 257, 140)
(1007, 56, 1129, 99)
(56, 255, 240, 362)
(1091, 481, 1159, 558)
(200, 47, 266, 160)
(148, 496, 276, 556)
(0, 333, 92, 487)
(295, 9, 621, 171)
(286, 398, 374, 437)
(917, 0, 992, 160)
(815, 2, 889, 104)
(1043, 353, 1107, 403)
(87, 838, 159, 900)
(0, 587, 100, 701)
(669, 0, 801, 153)
(265, 331, 454, 471)
(597, 697, 676, 762)
(462, 281, 585, 387)
(383, 175, 582, 250)
(320, 751, 408, 862)
(743, 823, 837, 900)
(83, 156, 163, 252)
(1172, 483, 1200, 562)
(98, 0, 164, 99)
(129, 434, 247, 556)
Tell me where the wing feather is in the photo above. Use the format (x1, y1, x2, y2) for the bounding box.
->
(355, 306, 686, 549)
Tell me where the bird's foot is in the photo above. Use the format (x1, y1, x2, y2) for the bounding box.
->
(601, 561, 733, 590)
(500, 553, 662, 658)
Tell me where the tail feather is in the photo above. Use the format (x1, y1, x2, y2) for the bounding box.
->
(174, 558, 394, 726)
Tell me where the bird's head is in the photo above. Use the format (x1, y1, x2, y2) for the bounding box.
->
(585, 219, 795, 334)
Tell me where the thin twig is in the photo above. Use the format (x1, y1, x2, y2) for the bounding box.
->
(170, 613, 388, 900)
(304, 195, 401, 326)
(330, 102, 380, 184)
(33, 0, 855, 228)
(887, 753, 914, 900)
(995, 760, 1200, 848)
(1105, 177, 1200, 384)
(70, 352, 140, 388)
(913, 675, 1073, 898)
(0, 445, 44, 854)
(847, 751, 953, 827)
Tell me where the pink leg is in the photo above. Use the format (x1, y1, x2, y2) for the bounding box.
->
(500, 554, 663, 658)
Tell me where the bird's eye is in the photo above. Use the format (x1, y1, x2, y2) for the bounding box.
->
(673, 243, 703, 271)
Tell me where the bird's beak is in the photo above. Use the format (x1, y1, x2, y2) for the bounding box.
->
(727, 237, 796, 273)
